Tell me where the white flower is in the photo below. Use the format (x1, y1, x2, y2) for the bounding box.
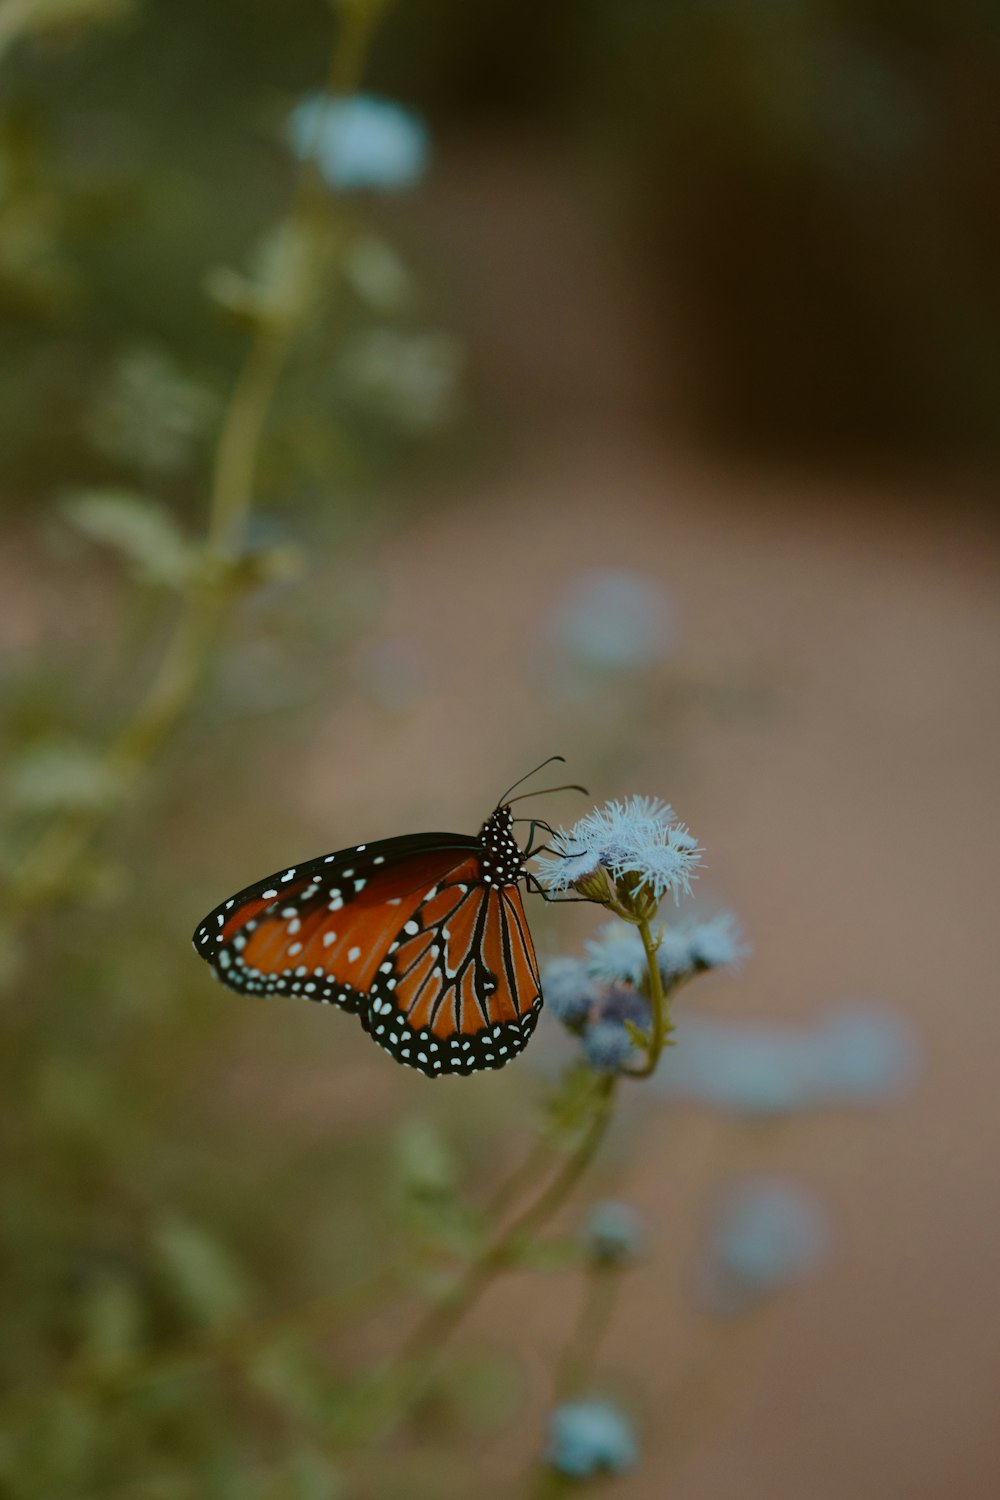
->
(654, 1004, 916, 1117)
(685, 911, 746, 970)
(584, 923, 647, 985)
(287, 93, 429, 193)
(544, 569, 674, 674)
(534, 795, 702, 902)
(585, 910, 745, 987)
(540, 956, 598, 1025)
(700, 1178, 831, 1312)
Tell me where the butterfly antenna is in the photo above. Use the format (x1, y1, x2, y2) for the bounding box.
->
(505, 782, 589, 807)
(496, 755, 567, 808)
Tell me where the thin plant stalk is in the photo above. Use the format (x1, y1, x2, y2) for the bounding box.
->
(1, 3, 378, 932)
(345, 1074, 619, 1450)
(552, 1267, 623, 1398)
(627, 911, 674, 1078)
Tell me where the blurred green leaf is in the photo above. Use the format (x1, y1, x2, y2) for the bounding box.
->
(391, 1117, 484, 1258)
(206, 221, 326, 331)
(153, 1217, 253, 1331)
(341, 231, 414, 313)
(7, 739, 121, 813)
(4, 0, 133, 36)
(258, 1448, 344, 1500)
(60, 488, 196, 587)
(424, 1348, 521, 1434)
(623, 1019, 649, 1050)
(85, 349, 218, 478)
(248, 1332, 346, 1433)
(545, 1062, 607, 1139)
(0, 1391, 99, 1496)
(394, 1117, 458, 1198)
(77, 1272, 144, 1370)
(0, 0, 132, 75)
(337, 328, 461, 432)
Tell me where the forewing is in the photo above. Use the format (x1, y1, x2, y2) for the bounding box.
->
(192, 834, 480, 1014)
(364, 880, 543, 1076)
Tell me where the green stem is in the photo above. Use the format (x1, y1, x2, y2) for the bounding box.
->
(0, 1266, 399, 1418)
(480, 1132, 557, 1224)
(1, 5, 379, 930)
(552, 1267, 622, 1397)
(522, 1271, 623, 1499)
(626, 913, 671, 1079)
(352, 1075, 618, 1447)
(529, 1469, 578, 1500)
(205, 328, 290, 560)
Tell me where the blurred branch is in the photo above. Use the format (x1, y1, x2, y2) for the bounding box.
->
(622, 912, 676, 1080)
(0, 1078, 613, 1435)
(0, 1266, 398, 1417)
(0, 1, 379, 935)
(341, 1074, 619, 1453)
(551, 1265, 622, 1399)
(523, 1260, 628, 1498)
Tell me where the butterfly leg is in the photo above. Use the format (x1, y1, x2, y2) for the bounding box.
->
(522, 870, 590, 904)
(516, 819, 555, 858)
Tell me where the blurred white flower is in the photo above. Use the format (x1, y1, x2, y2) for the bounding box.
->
(580, 1200, 644, 1264)
(341, 233, 414, 313)
(544, 569, 674, 673)
(656, 1004, 919, 1116)
(87, 349, 216, 476)
(582, 1019, 642, 1073)
(585, 909, 746, 986)
(540, 955, 599, 1026)
(698, 1178, 831, 1313)
(584, 923, 649, 986)
(287, 93, 429, 193)
(338, 328, 461, 432)
(546, 1399, 638, 1479)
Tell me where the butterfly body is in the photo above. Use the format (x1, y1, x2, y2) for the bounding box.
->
(192, 805, 543, 1077)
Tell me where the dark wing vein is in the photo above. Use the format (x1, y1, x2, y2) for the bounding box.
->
(365, 881, 543, 1077)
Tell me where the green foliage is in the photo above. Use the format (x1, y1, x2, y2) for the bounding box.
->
(154, 1217, 254, 1331)
(85, 350, 218, 479)
(545, 1062, 609, 1141)
(60, 488, 197, 587)
(7, 738, 122, 812)
(205, 221, 328, 332)
(0, 1, 857, 1495)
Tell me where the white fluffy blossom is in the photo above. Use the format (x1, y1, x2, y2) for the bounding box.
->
(684, 911, 746, 971)
(540, 955, 599, 1025)
(584, 924, 648, 985)
(287, 93, 429, 193)
(533, 795, 702, 902)
(584, 911, 746, 986)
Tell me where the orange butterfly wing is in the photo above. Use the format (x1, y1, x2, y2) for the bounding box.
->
(193, 812, 545, 1078)
(363, 878, 542, 1076)
(192, 836, 481, 1016)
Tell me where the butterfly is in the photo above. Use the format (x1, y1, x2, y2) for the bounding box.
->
(191, 761, 583, 1078)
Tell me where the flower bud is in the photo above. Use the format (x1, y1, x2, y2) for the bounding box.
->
(572, 865, 618, 906)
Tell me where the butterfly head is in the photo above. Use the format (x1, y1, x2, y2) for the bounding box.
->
(479, 804, 524, 885)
